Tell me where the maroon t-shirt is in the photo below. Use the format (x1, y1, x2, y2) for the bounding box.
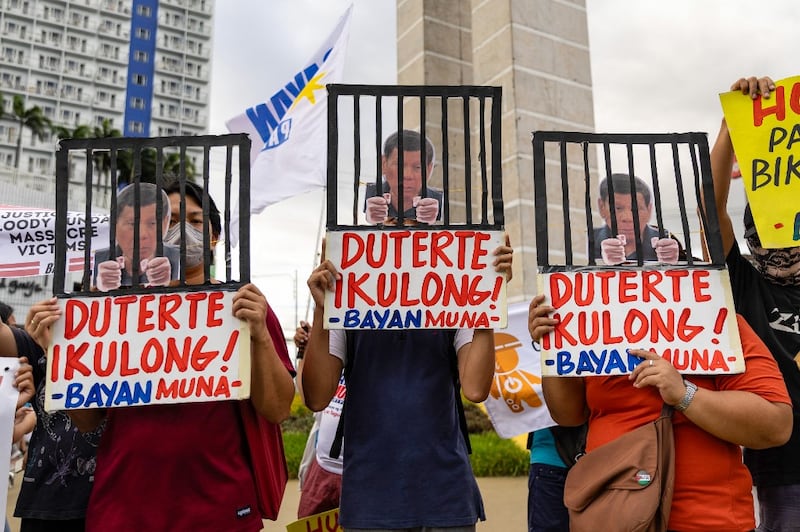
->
(87, 306, 294, 531)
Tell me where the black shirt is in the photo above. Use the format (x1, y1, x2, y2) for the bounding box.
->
(727, 244, 800, 486)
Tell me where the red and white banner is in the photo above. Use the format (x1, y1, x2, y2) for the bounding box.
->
(0, 205, 109, 278)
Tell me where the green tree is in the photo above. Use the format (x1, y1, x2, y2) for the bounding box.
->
(163, 151, 197, 181)
(90, 118, 122, 180)
(12, 95, 51, 169)
(52, 123, 93, 141)
(118, 148, 197, 185)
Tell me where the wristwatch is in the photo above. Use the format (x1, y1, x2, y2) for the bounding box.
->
(675, 379, 698, 412)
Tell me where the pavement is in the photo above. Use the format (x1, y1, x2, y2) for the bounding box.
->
(6, 474, 528, 531)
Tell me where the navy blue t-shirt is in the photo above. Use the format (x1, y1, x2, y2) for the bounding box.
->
(338, 329, 484, 528)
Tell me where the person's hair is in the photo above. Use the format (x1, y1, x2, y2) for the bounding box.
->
(116, 183, 171, 219)
(0, 302, 12, 324)
(383, 129, 435, 166)
(163, 180, 222, 240)
(743, 203, 758, 239)
(598, 173, 652, 206)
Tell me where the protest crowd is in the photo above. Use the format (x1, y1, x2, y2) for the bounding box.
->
(0, 11, 798, 528)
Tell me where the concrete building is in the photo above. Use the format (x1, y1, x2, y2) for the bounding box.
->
(396, 0, 595, 301)
(0, 0, 214, 315)
(0, 0, 213, 203)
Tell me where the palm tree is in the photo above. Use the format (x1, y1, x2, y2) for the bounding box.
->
(117, 148, 197, 185)
(52, 123, 93, 141)
(12, 94, 51, 169)
(90, 118, 122, 188)
(163, 151, 197, 181)
(52, 123, 94, 190)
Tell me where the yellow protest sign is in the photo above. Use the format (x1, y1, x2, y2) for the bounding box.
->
(286, 508, 341, 532)
(720, 75, 800, 248)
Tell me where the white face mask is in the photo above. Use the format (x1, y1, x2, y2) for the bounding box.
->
(164, 223, 207, 268)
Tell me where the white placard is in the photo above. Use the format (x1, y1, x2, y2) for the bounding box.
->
(45, 291, 251, 411)
(537, 268, 743, 376)
(324, 229, 507, 329)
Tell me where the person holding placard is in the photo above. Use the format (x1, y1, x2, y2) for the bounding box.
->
(711, 74, 800, 530)
(302, 234, 513, 531)
(525, 175, 683, 532)
(0, 322, 34, 532)
(8, 298, 101, 532)
(293, 320, 345, 519)
(529, 288, 791, 531)
(67, 182, 297, 531)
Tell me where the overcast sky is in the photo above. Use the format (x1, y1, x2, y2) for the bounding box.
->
(208, 0, 799, 333)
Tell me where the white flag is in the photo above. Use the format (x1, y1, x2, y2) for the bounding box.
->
(483, 302, 556, 438)
(226, 5, 353, 245)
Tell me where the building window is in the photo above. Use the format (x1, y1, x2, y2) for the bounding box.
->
(128, 121, 144, 134)
(131, 97, 145, 109)
(135, 27, 150, 40)
(137, 5, 152, 17)
(133, 74, 147, 86)
(134, 50, 148, 62)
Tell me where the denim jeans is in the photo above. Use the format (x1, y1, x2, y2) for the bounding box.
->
(528, 463, 569, 532)
(756, 484, 800, 532)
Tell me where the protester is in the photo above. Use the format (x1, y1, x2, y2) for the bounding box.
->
(1, 309, 84, 532)
(93, 182, 179, 291)
(0, 323, 34, 532)
(293, 320, 345, 519)
(64, 181, 296, 530)
(529, 289, 792, 530)
(710, 74, 800, 530)
(526, 427, 571, 532)
(8, 402, 35, 532)
(9, 298, 102, 532)
(593, 173, 680, 264)
(364, 129, 442, 225)
(302, 232, 513, 530)
(526, 173, 686, 532)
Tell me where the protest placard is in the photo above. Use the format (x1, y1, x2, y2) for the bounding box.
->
(0, 359, 20, 523)
(720, 74, 800, 248)
(323, 229, 507, 329)
(0, 205, 109, 278)
(537, 268, 743, 376)
(45, 290, 251, 411)
(286, 508, 341, 532)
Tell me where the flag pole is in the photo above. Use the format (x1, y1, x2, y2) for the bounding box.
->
(304, 187, 327, 323)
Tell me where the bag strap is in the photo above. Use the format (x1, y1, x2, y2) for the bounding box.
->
(551, 423, 588, 468)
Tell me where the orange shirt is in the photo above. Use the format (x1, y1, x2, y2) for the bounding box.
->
(584, 315, 790, 532)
